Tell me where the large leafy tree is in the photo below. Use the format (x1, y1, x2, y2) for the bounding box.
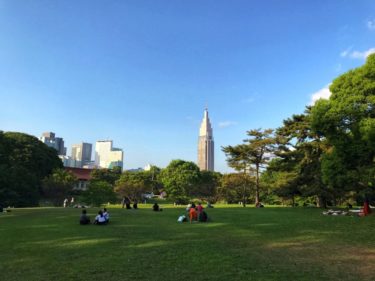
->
(218, 173, 254, 204)
(90, 166, 122, 185)
(160, 160, 200, 203)
(311, 54, 375, 203)
(270, 111, 329, 207)
(82, 181, 117, 206)
(222, 129, 275, 205)
(42, 169, 77, 206)
(143, 165, 164, 195)
(192, 170, 221, 203)
(115, 171, 152, 200)
(0, 131, 62, 207)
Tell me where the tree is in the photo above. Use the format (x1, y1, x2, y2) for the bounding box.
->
(192, 171, 221, 202)
(143, 165, 164, 195)
(42, 169, 77, 206)
(218, 173, 254, 204)
(222, 129, 275, 205)
(90, 167, 122, 185)
(262, 157, 303, 206)
(81, 181, 117, 206)
(311, 54, 375, 203)
(115, 171, 152, 200)
(0, 131, 62, 207)
(271, 111, 329, 207)
(160, 160, 200, 203)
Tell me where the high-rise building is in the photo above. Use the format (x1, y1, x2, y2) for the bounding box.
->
(40, 132, 66, 155)
(95, 140, 124, 170)
(197, 108, 214, 171)
(71, 142, 92, 167)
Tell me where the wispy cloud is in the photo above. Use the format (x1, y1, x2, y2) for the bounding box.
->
(241, 92, 259, 104)
(340, 47, 375, 59)
(310, 85, 331, 105)
(218, 121, 237, 128)
(340, 47, 352, 57)
(367, 20, 375, 30)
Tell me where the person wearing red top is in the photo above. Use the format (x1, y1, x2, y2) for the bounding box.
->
(363, 199, 371, 216)
(197, 203, 203, 213)
(189, 207, 197, 223)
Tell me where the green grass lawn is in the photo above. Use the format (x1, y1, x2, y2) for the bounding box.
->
(0, 205, 374, 281)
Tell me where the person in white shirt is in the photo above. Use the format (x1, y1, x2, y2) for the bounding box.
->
(103, 208, 109, 223)
(94, 210, 106, 225)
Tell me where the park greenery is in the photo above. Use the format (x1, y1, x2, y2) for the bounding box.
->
(0, 206, 374, 281)
(0, 131, 62, 207)
(1, 54, 375, 208)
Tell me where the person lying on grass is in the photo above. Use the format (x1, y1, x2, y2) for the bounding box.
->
(94, 210, 107, 225)
(79, 209, 90, 225)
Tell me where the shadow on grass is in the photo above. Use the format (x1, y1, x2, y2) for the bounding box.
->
(0, 207, 374, 281)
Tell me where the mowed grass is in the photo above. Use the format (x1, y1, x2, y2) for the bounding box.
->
(0, 205, 374, 281)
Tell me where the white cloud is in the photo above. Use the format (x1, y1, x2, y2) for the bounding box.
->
(367, 20, 375, 30)
(341, 47, 375, 60)
(340, 47, 352, 57)
(310, 85, 332, 105)
(218, 121, 237, 128)
(350, 48, 375, 59)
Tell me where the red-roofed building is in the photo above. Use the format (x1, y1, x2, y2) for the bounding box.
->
(65, 167, 94, 190)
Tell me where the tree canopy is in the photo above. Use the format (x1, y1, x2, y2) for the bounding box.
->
(222, 128, 275, 205)
(42, 169, 77, 206)
(0, 131, 62, 207)
(115, 171, 153, 200)
(311, 54, 375, 203)
(160, 160, 200, 203)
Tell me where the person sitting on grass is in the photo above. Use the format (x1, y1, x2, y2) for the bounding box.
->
(79, 209, 90, 225)
(124, 197, 132, 209)
(359, 199, 372, 216)
(94, 210, 106, 225)
(197, 202, 203, 213)
(103, 208, 110, 223)
(153, 203, 162, 211)
(198, 210, 208, 222)
(189, 206, 198, 223)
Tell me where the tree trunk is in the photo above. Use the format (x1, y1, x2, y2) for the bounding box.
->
(242, 185, 246, 207)
(255, 164, 260, 205)
(317, 196, 327, 208)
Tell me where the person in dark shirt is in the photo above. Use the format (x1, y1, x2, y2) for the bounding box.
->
(79, 209, 90, 225)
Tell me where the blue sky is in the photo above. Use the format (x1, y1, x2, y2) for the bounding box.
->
(1, 0, 375, 172)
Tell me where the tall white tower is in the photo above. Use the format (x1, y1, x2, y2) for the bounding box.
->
(198, 108, 214, 171)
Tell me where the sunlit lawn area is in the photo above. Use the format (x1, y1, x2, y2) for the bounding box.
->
(0, 205, 374, 281)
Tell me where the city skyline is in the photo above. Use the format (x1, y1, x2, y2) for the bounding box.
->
(1, 1, 375, 172)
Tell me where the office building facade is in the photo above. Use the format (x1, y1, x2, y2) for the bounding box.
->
(40, 132, 66, 155)
(71, 142, 92, 167)
(95, 140, 124, 170)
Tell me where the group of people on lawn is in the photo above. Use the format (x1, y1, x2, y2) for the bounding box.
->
(186, 202, 208, 223)
(80, 201, 209, 225)
(121, 197, 138, 210)
(79, 208, 110, 225)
